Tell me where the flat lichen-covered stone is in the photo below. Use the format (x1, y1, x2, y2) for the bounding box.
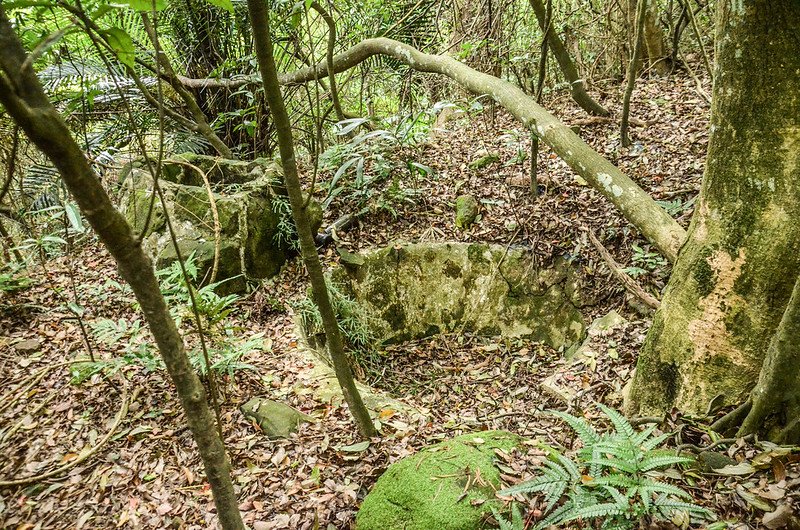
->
(330, 242, 587, 351)
(356, 431, 521, 530)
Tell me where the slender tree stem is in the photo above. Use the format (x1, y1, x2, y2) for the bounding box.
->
(621, 0, 646, 147)
(246, 0, 376, 438)
(0, 10, 243, 528)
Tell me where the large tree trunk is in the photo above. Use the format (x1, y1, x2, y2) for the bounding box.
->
(0, 9, 244, 528)
(627, 1, 800, 420)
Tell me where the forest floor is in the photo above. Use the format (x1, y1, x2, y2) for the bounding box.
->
(2, 69, 798, 529)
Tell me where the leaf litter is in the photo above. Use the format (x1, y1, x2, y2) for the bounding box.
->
(1, 67, 798, 529)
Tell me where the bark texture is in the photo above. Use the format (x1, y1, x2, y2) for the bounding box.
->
(281, 38, 686, 262)
(246, 0, 376, 438)
(626, 0, 669, 75)
(738, 274, 800, 443)
(627, 0, 800, 416)
(0, 10, 243, 529)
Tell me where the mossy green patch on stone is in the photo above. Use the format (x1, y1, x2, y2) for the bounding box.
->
(120, 156, 321, 292)
(455, 194, 480, 229)
(355, 431, 521, 530)
(317, 242, 586, 351)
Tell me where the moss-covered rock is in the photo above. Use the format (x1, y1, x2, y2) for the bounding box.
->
(468, 153, 500, 170)
(455, 194, 480, 229)
(240, 397, 313, 439)
(119, 154, 321, 292)
(327, 242, 586, 351)
(356, 431, 521, 530)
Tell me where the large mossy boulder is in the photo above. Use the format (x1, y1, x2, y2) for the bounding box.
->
(356, 431, 521, 530)
(328, 242, 588, 352)
(119, 154, 321, 292)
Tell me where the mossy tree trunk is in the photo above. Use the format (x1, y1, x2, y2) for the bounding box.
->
(737, 273, 800, 443)
(627, 1, 800, 429)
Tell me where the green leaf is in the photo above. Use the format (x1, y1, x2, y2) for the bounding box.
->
(103, 27, 135, 68)
(336, 441, 370, 453)
(116, 0, 167, 11)
(65, 202, 85, 233)
(202, 0, 234, 12)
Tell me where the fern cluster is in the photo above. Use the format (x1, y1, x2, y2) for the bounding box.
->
(499, 405, 713, 530)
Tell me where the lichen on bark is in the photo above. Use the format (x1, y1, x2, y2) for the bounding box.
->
(628, 1, 800, 417)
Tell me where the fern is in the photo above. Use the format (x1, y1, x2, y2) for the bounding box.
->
(499, 405, 715, 530)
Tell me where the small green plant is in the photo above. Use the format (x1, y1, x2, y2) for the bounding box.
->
(0, 266, 33, 293)
(500, 405, 713, 530)
(294, 279, 379, 368)
(75, 254, 260, 382)
(623, 243, 668, 279)
(270, 193, 300, 251)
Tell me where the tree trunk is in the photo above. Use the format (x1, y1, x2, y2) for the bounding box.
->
(627, 0, 670, 75)
(627, 1, 800, 420)
(621, 0, 647, 147)
(246, 0, 376, 439)
(737, 273, 800, 443)
(528, 0, 610, 116)
(0, 9, 244, 529)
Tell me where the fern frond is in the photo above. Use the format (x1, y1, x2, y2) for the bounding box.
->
(563, 501, 626, 522)
(590, 474, 638, 489)
(533, 500, 575, 530)
(551, 410, 601, 445)
(631, 423, 658, 445)
(598, 404, 636, 439)
(500, 462, 569, 510)
(637, 478, 693, 500)
(588, 455, 637, 474)
(654, 494, 713, 518)
(639, 451, 693, 472)
(550, 450, 582, 481)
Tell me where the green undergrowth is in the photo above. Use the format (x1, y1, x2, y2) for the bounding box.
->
(70, 252, 262, 383)
(498, 405, 714, 530)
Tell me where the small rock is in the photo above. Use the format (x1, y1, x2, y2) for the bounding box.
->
(14, 339, 41, 353)
(588, 310, 627, 334)
(468, 153, 499, 170)
(241, 398, 313, 439)
(696, 451, 736, 473)
(763, 504, 794, 529)
(540, 373, 576, 405)
(454, 194, 480, 230)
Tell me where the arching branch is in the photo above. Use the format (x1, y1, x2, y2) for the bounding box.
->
(281, 38, 686, 261)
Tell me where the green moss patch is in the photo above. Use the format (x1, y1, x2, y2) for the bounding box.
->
(356, 431, 521, 530)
